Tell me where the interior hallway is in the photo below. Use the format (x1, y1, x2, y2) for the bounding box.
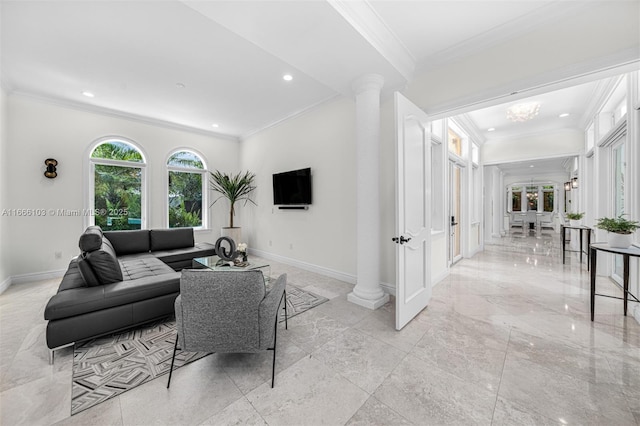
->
(0, 231, 639, 425)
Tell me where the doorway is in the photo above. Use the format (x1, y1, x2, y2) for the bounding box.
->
(449, 161, 463, 265)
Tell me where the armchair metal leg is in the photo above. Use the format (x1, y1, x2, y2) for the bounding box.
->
(270, 315, 278, 388)
(283, 290, 288, 330)
(166, 334, 179, 389)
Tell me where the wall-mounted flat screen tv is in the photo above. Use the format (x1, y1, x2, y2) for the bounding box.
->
(273, 168, 312, 205)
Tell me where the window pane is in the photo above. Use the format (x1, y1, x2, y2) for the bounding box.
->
(614, 144, 625, 216)
(94, 164, 142, 230)
(543, 191, 554, 212)
(168, 151, 204, 169)
(91, 141, 143, 162)
(512, 191, 521, 211)
(448, 128, 462, 156)
(526, 186, 538, 211)
(168, 171, 202, 228)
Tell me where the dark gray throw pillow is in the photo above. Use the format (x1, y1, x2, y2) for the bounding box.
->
(85, 241, 123, 284)
(77, 254, 100, 287)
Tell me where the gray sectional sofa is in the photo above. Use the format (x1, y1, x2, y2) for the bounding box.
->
(44, 226, 216, 362)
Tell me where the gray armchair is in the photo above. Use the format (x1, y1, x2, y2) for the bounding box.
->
(167, 269, 287, 388)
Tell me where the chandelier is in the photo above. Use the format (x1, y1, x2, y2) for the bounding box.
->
(506, 102, 541, 122)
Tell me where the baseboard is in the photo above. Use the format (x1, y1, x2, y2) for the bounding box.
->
(0, 276, 11, 295)
(380, 281, 395, 296)
(432, 269, 449, 287)
(10, 269, 66, 285)
(633, 304, 640, 326)
(248, 248, 357, 285)
(247, 249, 451, 299)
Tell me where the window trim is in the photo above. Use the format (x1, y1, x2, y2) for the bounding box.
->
(85, 136, 148, 230)
(165, 148, 209, 230)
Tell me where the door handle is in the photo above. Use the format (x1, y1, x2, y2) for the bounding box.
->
(392, 236, 412, 245)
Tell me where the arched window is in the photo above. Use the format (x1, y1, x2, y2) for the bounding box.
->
(89, 138, 146, 230)
(167, 150, 207, 229)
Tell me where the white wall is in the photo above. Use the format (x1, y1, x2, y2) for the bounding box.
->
(0, 87, 9, 290)
(240, 91, 447, 291)
(240, 97, 358, 282)
(482, 129, 583, 165)
(405, 1, 640, 114)
(4, 94, 239, 279)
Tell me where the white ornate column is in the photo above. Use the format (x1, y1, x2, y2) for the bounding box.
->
(348, 74, 389, 309)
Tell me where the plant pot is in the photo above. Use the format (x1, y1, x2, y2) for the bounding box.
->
(607, 232, 633, 249)
(221, 227, 242, 244)
(569, 220, 581, 227)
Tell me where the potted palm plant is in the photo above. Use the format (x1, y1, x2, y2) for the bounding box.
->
(210, 170, 256, 242)
(595, 214, 639, 248)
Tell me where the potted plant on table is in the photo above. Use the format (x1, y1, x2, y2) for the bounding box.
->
(566, 212, 584, 227)
(210, 170, 256, 243)
(595, 214, 639, 248)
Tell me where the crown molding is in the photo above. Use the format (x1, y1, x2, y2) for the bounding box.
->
(425, 53, 640, 120)
(483, 127, 583, 146)
(578, 75, 624, 129)
(8, 90, 240, 141)
(454, 113, 486, 146)
(328, 0, 415, 82)
(417, 1, 585, 73)
(240, 94, 340, 141)
(484, 152, 579, 167)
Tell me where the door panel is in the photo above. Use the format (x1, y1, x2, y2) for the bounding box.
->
(449, 162, 462, 264)
(395, 92, 431, 330)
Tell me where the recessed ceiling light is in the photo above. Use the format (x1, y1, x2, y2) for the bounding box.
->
(82, 91, 95, 98)
(559, 113, 570, 118)
(211, 124, 219, 128)
(487, 128, 496, 132)
(529, 165, 535, 168)
(176, 83, 186, 89)
(283, 74, 293, 81)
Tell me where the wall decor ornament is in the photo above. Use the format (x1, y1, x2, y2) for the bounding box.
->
(44, 158, 58, 178)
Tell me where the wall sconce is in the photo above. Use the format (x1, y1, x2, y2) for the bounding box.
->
(564, 181, 571, 191)
(571, 177, 578, 188)
(44, 158, 58, 179)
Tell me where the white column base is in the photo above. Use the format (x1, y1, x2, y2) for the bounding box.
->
(348, 291, 389, 310)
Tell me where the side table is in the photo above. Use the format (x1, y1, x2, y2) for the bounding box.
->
(589, 243, 640, 321)
(561, 225, 592, 269)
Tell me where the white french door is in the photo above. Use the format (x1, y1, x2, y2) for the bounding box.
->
(394, 92, 432, 330)
(449, 161, 462, 265)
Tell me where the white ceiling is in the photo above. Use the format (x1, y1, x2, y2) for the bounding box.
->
(0, 0, 635, 156)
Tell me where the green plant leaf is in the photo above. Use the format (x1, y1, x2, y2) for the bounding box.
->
(595, 214, 640, 234)
(209, 170, 257, 228)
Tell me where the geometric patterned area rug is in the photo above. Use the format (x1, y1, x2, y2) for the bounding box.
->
(281, 285, 328, 322)
(71, 285, 328, 415)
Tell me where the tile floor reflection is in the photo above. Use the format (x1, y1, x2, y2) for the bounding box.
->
(1, 233, 639, 425)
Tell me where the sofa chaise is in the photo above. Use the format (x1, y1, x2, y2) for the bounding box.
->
(44, 226, 216, 362)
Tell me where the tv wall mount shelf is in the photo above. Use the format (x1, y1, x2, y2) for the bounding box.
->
(278, 206, 308, 210)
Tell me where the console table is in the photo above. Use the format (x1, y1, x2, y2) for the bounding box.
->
(561, 225, 592, 269)
(589, 243, 640, 321)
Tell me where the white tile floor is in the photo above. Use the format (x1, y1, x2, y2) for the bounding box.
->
(1, 232, 639, 425)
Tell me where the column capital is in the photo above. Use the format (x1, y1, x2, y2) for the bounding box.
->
(352, 74, 384, 96)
